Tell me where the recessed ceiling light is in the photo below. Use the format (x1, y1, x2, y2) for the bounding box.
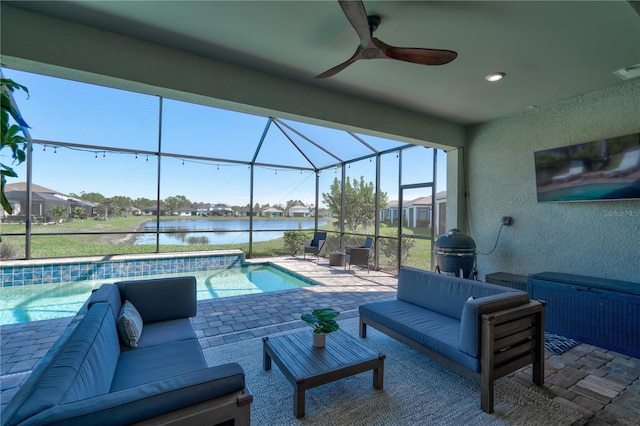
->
(485, 72, 506, 82)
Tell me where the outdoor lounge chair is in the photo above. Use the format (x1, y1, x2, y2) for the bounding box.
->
(346, 237, 373, 272)
(602, 148, 640, 177)
(304, 232, 326, 259)
(551, 160, 585, 183)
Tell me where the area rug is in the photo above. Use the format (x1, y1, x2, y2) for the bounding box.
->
(545, 333, 581, 355)
(203, 319, 583, 426)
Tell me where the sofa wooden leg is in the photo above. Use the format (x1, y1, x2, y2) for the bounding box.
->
(533, 303, 546, 385)
(359, 319, 367, 338)
(481, 315, 495, 413)
(480, 377, 494, 413)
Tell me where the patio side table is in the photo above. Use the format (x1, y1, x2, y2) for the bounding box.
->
(329, 251, 346, 267)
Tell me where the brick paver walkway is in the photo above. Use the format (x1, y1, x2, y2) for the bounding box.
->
(1, 257, 638, 424)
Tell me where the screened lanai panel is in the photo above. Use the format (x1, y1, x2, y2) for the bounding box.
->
(273, 121, 340, 169)
(157, 157, 250, 251)
(252, 167, 315, 218)
(31, 143, 157, 221)
(402, 146, 435, 185)
(318, 167, 342, 233)
(344, 158, 377, 235)
(161, 99, 267, 162)
(255, 126, 316, 169)
(4, 69, 159, 151)
(29, 145, 157, 257)
(279, 119, 375, 162)
(380, 151, 400, 235)
(159, 156, 249, 216)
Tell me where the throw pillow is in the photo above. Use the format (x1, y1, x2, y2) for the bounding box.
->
(117, 300, 144, 347)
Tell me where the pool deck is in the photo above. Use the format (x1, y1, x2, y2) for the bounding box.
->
(1, 257, 639, 424)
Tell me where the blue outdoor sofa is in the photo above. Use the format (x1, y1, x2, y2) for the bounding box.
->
(359, 267, 546, 413)
(2, 276, 252, 426)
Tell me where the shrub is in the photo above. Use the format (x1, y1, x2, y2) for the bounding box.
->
(0, 241, 19, 259)
(187, 236, 209, 245)
(283, 226, 308, 256)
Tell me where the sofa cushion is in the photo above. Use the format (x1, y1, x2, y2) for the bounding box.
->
(117, 300, 144, 348)
(126, 318, 197, 350)
(360, 300, 479, 372)
(88, 284, 122, 323)
(20, 363, 246, 426)
(116, 276, 197, 323)
(458, 291, 531, 358)
(397, 267, 526, 320)
(5, 303, 120, 426)
(111, 338, 207, 391)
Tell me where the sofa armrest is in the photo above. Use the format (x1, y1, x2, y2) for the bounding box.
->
(24, 363, 246, 426)
(116, 276, 197, 323)
(459, 292, 530, 357)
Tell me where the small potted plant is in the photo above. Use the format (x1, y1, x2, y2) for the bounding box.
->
(301, 308, 340, 348)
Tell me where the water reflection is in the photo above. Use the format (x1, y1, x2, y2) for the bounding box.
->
(134, 219, 326, 245)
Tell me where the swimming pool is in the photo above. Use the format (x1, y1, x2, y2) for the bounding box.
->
(0, 263, 312, 326)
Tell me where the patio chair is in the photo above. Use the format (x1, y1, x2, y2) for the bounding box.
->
(304, 232, 327, 260)
(346, 237, 373, 272)
(346, 236, 373, 253)
(551, 160, 585, 183)
(346, 248, 371, 272)
(602, 148, 640, 177)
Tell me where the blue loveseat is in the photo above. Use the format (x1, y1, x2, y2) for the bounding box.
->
(359, 267, 546, 413)
(2, 276, 252, 426)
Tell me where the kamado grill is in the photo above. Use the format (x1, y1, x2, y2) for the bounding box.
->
(434, 229, 477, 279)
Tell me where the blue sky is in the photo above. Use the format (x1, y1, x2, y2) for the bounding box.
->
(3, 68, 446, 207)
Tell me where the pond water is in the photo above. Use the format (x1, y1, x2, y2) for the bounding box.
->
(134, 219, 328, 245)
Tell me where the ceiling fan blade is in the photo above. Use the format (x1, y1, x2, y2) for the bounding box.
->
(339, 0, 371, 46)
(315, 47, 364, 79)
(374, 38, 457, 65)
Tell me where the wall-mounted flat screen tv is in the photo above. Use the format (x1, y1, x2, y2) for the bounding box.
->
(534, 132, 640, 202)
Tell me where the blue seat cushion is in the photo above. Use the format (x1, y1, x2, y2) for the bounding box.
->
(111, 338, 207, 391)
(360, 300, 479, 372)
(4, 303, 120, 426)
(127, 318, 196, 350)
(16, 363, 247, 426)
(397, 267, 525, 320)
(88, 284, 122, 324)
(116, 276, 197, 323)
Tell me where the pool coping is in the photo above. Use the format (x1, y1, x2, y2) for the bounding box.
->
(1, 250, 247, 287)
(0, 249, 245, 267)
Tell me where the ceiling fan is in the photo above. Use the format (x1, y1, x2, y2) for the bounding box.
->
(316, 0, 458, 79)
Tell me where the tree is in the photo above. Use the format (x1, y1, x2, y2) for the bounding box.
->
(75, 191, 106, 204)
(322, 176, 388, 232)
(164, 195, 190, 215)
(133, 197, 155, 208)
(1, 77, 30, 215)
(107, 195, 133, 216)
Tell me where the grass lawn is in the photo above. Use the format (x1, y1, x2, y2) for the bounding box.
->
(1, 217, 432, 271)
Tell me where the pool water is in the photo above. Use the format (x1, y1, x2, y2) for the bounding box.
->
(0, 264, 310, 325)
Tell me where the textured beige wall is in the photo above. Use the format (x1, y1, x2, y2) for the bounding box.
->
(466, 80, 640, 283)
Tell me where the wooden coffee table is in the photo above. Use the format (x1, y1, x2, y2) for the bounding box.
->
(262, 329, 385, 418)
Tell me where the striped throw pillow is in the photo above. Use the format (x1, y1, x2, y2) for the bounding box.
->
(117, 300, 143, 347)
